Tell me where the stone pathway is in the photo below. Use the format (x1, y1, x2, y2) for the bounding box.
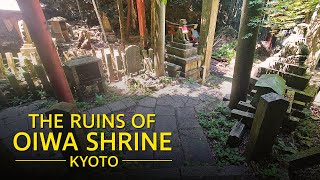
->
(83, 83, 225, 168)
(0, 82, 247, 178)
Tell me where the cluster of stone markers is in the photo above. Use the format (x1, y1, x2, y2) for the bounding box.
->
(226, 42, 320, 175)
(164, 33, 202, 81)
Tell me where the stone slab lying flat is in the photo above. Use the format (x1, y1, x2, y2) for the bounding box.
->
(287, 84, 319, 103)
(292, 100, 306, 110)
(237, 101, 256, 113)
(231, 109, 254, 128)
(288, 146, 320, 171)
(179, 128, 213, 164)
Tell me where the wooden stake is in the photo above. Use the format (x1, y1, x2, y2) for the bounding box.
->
(0, 54, 5, 78)
(17, 52, 25, 67)
(7, 74, 24, 96)
(34, 65, 53, 96)
(0, 88, 8, 106)
(92, 0, 108, 42)
(106, 53, 116, 82)
(23, 71, 37, 97)
(5, 52, 19, 77)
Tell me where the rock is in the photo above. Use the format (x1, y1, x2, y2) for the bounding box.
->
(231, 109, 254, 128)
(245, 93, 289, 161)
(227, 121, 247, 148)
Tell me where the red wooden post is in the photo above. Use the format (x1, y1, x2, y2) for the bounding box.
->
(16, 0, 74, 103)
(136, 0, 147, 48)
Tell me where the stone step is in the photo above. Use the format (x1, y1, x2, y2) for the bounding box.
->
(166, 45, 198, 58)
(292, 100, 306, 110)
(166, 54, 202, 72)
(231, 109, 254, 128)
(165, 61, 182, 71)
(286, 84, 319, 103)
(258, 67, 311, 90)
(272, 61, 307, 76)
(170, 41, 194, 49)
(180, 68, 201, 80)
(283, 116, 300, 131)
(250, 89, 257, 97)
(288, 146, 320, 172)
(165, 62, 182, 78)
(237, 101, 256, 113)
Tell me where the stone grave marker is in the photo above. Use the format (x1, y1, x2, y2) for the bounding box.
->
(251, 74, 286, 107)
(125, 45, 142, 75)
(245, 92, 289, 161)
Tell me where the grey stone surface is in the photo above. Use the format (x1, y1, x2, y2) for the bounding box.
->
(185, 97, 201, 107)
(154, 115, 178, 133)
(138, 97, 157, 107)
(88, 104, 111, 114)
(154, 147, 184, 168)
(0, 117, 28, 139)
(176, 107, 201, 129)
(107, 100, 127, 112)
(125, 130, 154, 165)
(125, 45, 142, 74)
(180, 128, 213, 164)
(155, 105, 175, 116)
(122, 97, 136, 108)
(156, 95, 174, 106)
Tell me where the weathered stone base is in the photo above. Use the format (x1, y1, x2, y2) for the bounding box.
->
(272, 62, 307, 76)
(180, 68, 201, 80)
(258, 67, 310, 90)
(166, 54, 202, 72)
(166, 45, 198, 58)
(170, 41, 194, 49)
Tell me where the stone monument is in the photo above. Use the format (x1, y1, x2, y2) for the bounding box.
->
(18, 20, 40, 63)
(165, 19, 202, 81)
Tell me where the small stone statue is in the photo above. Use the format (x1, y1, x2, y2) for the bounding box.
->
(174, 19, 189, 43)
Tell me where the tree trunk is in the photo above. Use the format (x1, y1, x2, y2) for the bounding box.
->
(198, 0, 220, 83)
(229, 0, 264, 109)
(117, 0, 126, 45)
(126, 0, 131, 39)
(154, 0, 165, 77)
(75, 0, 84, 22)
(150, 0, 156, 49)
(92, 0, 108, 42)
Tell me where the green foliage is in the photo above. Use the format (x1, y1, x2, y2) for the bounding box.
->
(264, 0, 318, 33)
(37, 90, 47, 100)
(76, 101, 93, 111)
(198, 105, 244, 166)
(212, 41, 237, 63)
(252, 163, 283, 179)
(293, 118, 319, 148)
(159, 76, 173, 85)
(94, 94, 106, 106)
(11, 95, 33, 106)
(184, 77, 197, 84)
